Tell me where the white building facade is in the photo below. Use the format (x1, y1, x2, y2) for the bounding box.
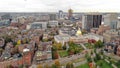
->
(26, 22, 47, 30)
(48, 20, 58, 27)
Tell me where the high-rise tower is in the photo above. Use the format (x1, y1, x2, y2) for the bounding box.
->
(58, 10, 64, 19)
(103, 13, 118, 29)
(68, 8, 73, 19)
(82, 13, 102, 31)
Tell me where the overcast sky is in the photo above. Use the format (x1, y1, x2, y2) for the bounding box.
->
(0, 0, 120, 12)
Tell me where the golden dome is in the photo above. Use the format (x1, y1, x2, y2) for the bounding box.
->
(76, 28, 82, 36)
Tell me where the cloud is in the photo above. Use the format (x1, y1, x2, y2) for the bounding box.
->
(0, 0, 120, 12)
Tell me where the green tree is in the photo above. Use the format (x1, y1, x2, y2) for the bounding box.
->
(63, 45, 67, 50)
(68, 48, 74, 55)
(42, 39, 48, 42)
(5, 37, 12, 43)
(94, 54, 101, 62)
(115, 60, 120, 66)
(0, 48, 3, 55)
(87, 56, 92, 62)
(66, 62, 74, 68)
(57, 43, 62, 50)
(85, 53, 92, 62)
(52, 51, 59, 59)
(94, 40, 103, 48)
(94, 48, 96, 54)
(18, 64, 23, 68)
(13, 42, 17, 46)
(52, 64, 58, 68)
(96, 60, 103, 66)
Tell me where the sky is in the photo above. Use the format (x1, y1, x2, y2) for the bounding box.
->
(0, 0, 120, 12)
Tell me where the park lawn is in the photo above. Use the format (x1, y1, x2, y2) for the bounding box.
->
(76, 63, 89, 68)
(97, 60, 113, 68)
(58, 50, 68, 57)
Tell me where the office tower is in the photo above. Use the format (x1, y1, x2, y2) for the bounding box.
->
(82, 13, 102, 31)
(37, 14, 50, 21)
(68, 8, 73, 19)
(104, 13, 118, 29)
(118, 18, 120, 29)
(58, 10, 64, 19)
(49, 14, 57, 20)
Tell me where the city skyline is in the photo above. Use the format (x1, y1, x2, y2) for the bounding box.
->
(0, 0, 120, 12)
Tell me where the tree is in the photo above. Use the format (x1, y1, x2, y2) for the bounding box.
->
(74, 47, 80, 54)
(18, 64, 23, 68)
(68, 48, 74, 55)
(66, 62, 74, 68)
(63, 45, 67, 50)
(11, 46, 19, 55)
(57, 43, 62, 50)
(45, 64, 50, 68)
(87, 56, 92, 62)
(52, 64, 57, 68)
(6, 65, 13, 68)
(52, 51, 59, 59)
(37, 64, 43, 68)
(4, 36, 12, 43)
(52, 47, 57, 51)
(94, 54, 101, 62)
(13, 42, 17, 46)
(53, 43, 62, 50)
(68, 41, 75, 46)
(0, 48, 3, 56)
(85, 53, 92, 62)
(115, 60, 120, 66)
(94, 49, 96, 54)
(42, 39, 48, 42)
(96, 60, 103, 66)
(94, 40, 103, 48)
(54, 60, 60, 66)
(91, 51, 93, 55)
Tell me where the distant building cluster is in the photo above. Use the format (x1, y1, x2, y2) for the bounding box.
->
(0, 9, 120, 67)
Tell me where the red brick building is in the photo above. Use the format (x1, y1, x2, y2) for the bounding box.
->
(0, 51, 34, 68)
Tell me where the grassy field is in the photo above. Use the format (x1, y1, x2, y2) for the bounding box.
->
(58, 50, 68, 57)
(96, 60, 113, 68)
(76, 60, 113, 68)
(76, 63, 89, 68)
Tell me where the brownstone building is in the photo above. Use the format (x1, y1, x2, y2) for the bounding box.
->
(0, 51, 34, 68)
